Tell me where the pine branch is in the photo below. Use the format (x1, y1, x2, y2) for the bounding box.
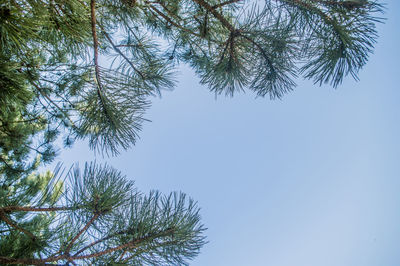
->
(239, 34, 274, 70)
(0, 210, 37, 241)
(72, 228, 175, 260)
(88, 0, 124, 150)
(0, 228, 175, 264)
(31, 81, 75, 127)
(90, 0, 100, 81)
(152, 0, 184, 20)
(192, 0, 236, 32)
(72, 233, 115, 257)
(118, 249, 128, 261)
(145, 3, 202, 38)
(100, 27, 146, 79)
(0, 155, 14, 170)
(90, 0, 107, 107)
(212, 0, 241, 9)
(0, 206, 77, 212)
(218, 34, 232, 64)
(64, 213, 100, 255)
(309, 0, 369, 9)
(6, 116, 41, 124)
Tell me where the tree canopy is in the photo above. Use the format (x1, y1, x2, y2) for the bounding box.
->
(0, 0, 384, 264)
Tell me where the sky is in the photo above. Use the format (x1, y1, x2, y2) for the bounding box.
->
(55, 2, 400, 265)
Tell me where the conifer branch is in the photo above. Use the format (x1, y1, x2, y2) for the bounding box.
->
(0, 210, 37, 241)
(192, 0, 236, 32)
(31, 81, 75, 127)
(308, 0, 369, 9)
(212, 0, 241, 9)
(90, 0, 107, 107)
(64, 213, 100, 255)
(0, 228, 175, 264)
(278, 0, 339, 26)
(239, 35, 274, 70)
(0, 206, 77, 212)
(151, 1, 184, 21)
(118, 249, 128, 261)
(72, 232, 116, 256)
(0, 156, 13, 170)
(89, 0, 120, 138)
(146, 3, 202, 38)
(72, 227, 163, 257)
(100, 28, 146, 79)
(72, 227, 175, 260)
(91, 0, 100, 75)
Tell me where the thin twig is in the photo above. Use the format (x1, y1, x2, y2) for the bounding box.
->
(212, 0, 241, 9)
(192, 0, 236, 32)
(240, 34, 274, 69)
(65, 213, 100, 254)
(0, 210, 37, 240)
(100, 27, 146, 79)
(146, 3, 202, 38)
(31, 81, 75, 127)
(118, 249, 128, 261)
(90, 0, 110, 116)
(73, 230, 128, 256)
(0, 206, 76, 213)
(0, 228, 175, 264)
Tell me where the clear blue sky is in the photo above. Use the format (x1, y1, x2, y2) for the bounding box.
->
(57, 2, 400, 265)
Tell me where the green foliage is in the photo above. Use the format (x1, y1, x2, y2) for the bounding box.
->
(1, 163, 206, 265)
(0, 167, 63, 260)
(0, 0, 384, 156)
(0, 0, 384, 264)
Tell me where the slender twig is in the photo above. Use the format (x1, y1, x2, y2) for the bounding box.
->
(240, 34, 274, 69)
(218, 34, 233, 64)
(91, 0, 102, 91)
(32, 81, 73, 123)
(72, 228, 174, 260)
(0, 206, 76, 213)
(6, 116, 41, 124)
(212, 0, 241, 9)
(73, 229, 132, 257)
(0, 254, 66, 265)
(0, 156, 14, 170)
(279, 0, 348, 50)
(118, 249, 128, 261)
(90, 0, 112, 118)
(115, 44, 141, 48)
(72, 238, 139, 260)
(0, 228, 175, 264)
(64, 213, 100, 254)
(152, 0, 184, 20)
(146, 3, 202, 38)
(0, 210, 37, 240)
(100, 27, 146, 79)
(192, 0, 236, 32)
(308, 0, 367, 9)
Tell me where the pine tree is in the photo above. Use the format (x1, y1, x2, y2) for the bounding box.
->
(0, 0, 384, 264)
